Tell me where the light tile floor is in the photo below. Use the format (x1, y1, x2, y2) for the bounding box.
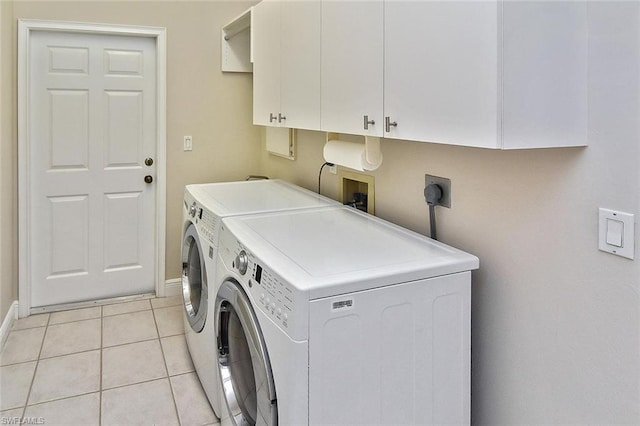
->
(0, 296, 218, 426)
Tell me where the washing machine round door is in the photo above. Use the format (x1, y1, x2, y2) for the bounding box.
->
(181, 223, 207, 333)
(216, 280, 277, 426)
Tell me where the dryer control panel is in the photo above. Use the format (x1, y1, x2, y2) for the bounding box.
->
(184, 191, 218, 245)
(197, 208, 217, 245)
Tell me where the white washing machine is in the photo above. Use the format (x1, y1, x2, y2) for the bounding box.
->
(181, 180, 338, 417)
(214, 206, 479, 425)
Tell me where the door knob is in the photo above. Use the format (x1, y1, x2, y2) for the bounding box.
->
(144, 157, 154, 166)
(144, 175, 153, 184)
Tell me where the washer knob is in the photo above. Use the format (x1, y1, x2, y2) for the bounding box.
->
(235, 250, 248, 275)
(189, 202, 197, 218)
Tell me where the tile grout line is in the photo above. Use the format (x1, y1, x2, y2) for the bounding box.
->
(0, 326, 47, 368)
(20, 312, 52, 419)
(18, 390, 101, 411)
(0, 357, 43, 368)
(48, 313, 102, 327)
(102, 302, 153, 318)
(102, 376, 174, 392)
(151, 304, 183, 426)
(20, 347, 101, 363)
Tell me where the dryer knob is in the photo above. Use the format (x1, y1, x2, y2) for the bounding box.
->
(235, 251, 248, 275)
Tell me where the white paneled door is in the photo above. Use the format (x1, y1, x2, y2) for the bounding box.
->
(27, 30, 157, 307)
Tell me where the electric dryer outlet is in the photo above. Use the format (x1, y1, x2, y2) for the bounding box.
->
(424, 174, 452, 208)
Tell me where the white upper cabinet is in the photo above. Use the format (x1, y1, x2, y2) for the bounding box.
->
(252, 0, 588, 149)
(280, 1, 321, 130)
(253, 0, 280, 126)
(384, 1, 499, 148)
(384, 0, 587, 148)
(501, 1, 587, 149)
(320, 0, 384, 137)
(253, 0, 321, 130)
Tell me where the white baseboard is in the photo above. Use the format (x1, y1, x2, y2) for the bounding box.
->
(0, 301, 18, 351)
(165, 278, 181, 297)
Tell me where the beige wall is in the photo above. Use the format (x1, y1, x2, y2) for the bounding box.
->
(1, 0, 16, 321)
(259, 3, 640, 423)
(1, 0, 261, 316)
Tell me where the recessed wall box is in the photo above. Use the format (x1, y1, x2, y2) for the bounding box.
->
(338, 169, 375, 215)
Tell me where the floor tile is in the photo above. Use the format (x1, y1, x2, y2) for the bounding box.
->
(102, 340, 167, 389)
(161, 335, 194, 376)
(40, 318, 101, 359)
(49, 306, 101, 325)
(102, 378, 179, 426)
(103, 299, 151, 317)
(151, 295, 182, 309)
(0, 327, 45, 366)
(29, 350, 100, 405)
(0, 362, 37, 410)
(154, 305, 184, 338)
(12, 314, 49, 331)
(103, 310, 158, 347)
(24, 392, 100, 426)
(170, 372, 217, 426)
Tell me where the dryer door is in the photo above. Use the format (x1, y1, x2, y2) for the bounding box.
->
(216, 280, 277, 426)
(181, 223, 208, 332)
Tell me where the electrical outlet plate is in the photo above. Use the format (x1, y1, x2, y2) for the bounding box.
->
(424, 174, 451, 208)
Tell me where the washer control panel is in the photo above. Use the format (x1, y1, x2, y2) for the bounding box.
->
(219, 227, 295, 332)
(251, 262, 294, 330)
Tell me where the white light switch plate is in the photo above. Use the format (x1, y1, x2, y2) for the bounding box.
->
(184, 135, 193, 151)
(598, 208, 634, 260)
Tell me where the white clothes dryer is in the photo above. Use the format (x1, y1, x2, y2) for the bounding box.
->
(181, 180, 338, 417)
(214, 206, 479, 426)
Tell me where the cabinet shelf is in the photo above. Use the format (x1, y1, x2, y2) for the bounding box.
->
(221, 7, 253, 73)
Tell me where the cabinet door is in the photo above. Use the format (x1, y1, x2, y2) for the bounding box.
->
(253, 0, 281, 126)
(280, 1, 321, 130)
(384, 1, 499, 147)
(502, 1, 587, 149)
(321, 0, 383, 136)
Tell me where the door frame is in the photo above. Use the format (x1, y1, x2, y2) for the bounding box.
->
(17, 19, 167, 317)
